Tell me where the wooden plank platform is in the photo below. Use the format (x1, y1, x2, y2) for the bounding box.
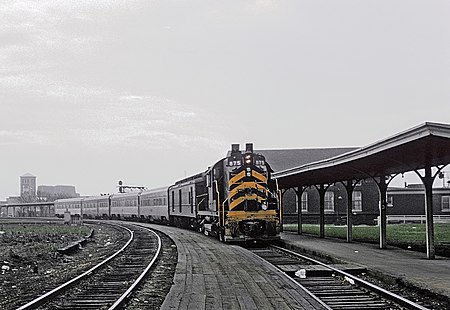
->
(142, 224, 328, 310)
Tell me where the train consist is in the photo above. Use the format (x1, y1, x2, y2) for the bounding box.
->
(55, 143, 281, 242)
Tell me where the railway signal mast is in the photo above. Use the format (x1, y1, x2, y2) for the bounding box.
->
(117, 180, 146, 193)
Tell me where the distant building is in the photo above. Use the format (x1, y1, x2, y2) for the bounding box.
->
(20, 173, 37, 202)
(37, 185, 79, 201)
(20, 173, 36, 196)
(387, 183, 450, 216)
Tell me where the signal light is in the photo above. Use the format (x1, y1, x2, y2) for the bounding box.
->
(244, 154, 252, 165)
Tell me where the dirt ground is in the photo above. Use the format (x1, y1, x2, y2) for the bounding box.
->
(0, 222, 127, 310)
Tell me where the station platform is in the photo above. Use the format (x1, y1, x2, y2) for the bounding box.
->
(145, 224, 327, 310)
(280, 232, 450, 299)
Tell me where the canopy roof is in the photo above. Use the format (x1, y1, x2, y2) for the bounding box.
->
(273, 122, 450, 188)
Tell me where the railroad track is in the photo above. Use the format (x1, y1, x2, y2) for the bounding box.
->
(249, 245, 429, 310)
(17, 223, 162, 310)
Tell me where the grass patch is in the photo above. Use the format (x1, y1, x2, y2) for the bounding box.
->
(283, 223, 450, 256)
(0, 224, 90, 236)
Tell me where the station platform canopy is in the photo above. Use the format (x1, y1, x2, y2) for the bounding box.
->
(0, 202, 55, 207)
(273, 122, 450, 188)
(272, 122, 450, 260)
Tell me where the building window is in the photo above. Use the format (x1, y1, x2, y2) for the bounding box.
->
(325, 192, 334, 212)
(352, 191, 362, 212)
(442, 196, 450, 212)
(294, 192, 308, 212)
(302, 192, 308, 212)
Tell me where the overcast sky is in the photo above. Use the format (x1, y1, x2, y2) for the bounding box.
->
(1, 0, 449, 200)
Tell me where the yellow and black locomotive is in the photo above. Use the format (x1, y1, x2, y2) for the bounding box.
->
(168, 143, 281, 242)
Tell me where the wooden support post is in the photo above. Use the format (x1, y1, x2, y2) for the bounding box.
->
(343, 180, 355, 243)
(317, 184, 326, 238)
(279, 188, 287, 232)
(423, 166, 435, 259)
(377, 176, 388, 249)
(295, 187, 305, 235)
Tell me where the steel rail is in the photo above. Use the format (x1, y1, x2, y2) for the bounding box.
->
(108, 227, 162, 309)
(16, 223, 134, 310)
(270, 244, 429, 310)
(248, 245, 332, 309)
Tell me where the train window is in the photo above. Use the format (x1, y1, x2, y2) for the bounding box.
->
(214, 168, 220, 180)
(179, 189, 182, 213)
(190, 187, 194, 213)
(171, 191, 175, 212)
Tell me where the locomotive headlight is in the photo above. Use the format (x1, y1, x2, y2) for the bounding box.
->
(261, 203, 268, 211)
(245, 154, 252, 164)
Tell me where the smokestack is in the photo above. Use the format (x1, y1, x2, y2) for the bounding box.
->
(231, 144, 240, 154)
(245, 143, 253, 153)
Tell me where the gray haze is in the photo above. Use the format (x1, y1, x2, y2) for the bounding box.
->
(1, 1, 449, 199)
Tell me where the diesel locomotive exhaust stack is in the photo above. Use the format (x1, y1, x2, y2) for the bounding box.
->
(231, 144, 240, 155)
(246, 143, 253, 153)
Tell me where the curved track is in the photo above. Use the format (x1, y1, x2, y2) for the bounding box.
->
(249, 244, 429, 310)
(17, 223, 162, 310)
